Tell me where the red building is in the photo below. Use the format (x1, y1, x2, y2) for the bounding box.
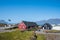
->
(18, 21, 38, 31)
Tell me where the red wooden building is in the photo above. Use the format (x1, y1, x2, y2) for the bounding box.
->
(18, 21, 38, 31)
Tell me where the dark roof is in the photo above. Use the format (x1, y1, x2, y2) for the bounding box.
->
(42, 23, 52, 30)
(42, 23, 52, 27)
(22, 21, 37, 27)
(45, 23, 52, 26)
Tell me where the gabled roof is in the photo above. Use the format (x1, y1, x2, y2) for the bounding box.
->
(22, 21, 37, 27)
(42, 23, 52, 30)
(43, 23, 52, 27)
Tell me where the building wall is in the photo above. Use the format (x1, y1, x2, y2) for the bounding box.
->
(18, 22, 26, 30)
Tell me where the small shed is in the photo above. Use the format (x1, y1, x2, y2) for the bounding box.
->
(18, 21, 38, 30)
(42, 23, 52, 30)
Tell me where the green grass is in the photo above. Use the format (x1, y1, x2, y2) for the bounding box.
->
(0, 30, 46, 40)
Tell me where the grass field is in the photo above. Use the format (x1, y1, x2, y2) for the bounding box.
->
(0, 30, 46, 40)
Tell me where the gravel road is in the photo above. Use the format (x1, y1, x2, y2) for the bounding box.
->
(35, 31, 60, 40)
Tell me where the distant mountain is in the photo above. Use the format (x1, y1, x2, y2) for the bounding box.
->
(0, 20, 18, 25)
(36, 19, 60, 25)
(0, 20, 8, 24)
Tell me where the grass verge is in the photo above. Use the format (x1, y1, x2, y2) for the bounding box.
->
(0, 30, 46, 40)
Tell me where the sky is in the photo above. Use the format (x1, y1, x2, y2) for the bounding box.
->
(0, 0, 60, 23)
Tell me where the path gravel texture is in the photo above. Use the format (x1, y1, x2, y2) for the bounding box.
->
(46, 34, 60, 40)
(35, 31, 60, 40)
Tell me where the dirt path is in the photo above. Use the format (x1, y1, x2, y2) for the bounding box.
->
(35, 31, 60, 40)
(45, 34, 60, 40)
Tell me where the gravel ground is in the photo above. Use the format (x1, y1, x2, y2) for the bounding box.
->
(46, 34, 60, 40)
(35, 31, 60, 40)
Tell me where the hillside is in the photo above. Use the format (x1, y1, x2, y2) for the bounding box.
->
(0, 20, 8, 24)
(36, 19, 60, 25)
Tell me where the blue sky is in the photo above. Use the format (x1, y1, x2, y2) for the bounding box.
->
(0, 0, 60, 23)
